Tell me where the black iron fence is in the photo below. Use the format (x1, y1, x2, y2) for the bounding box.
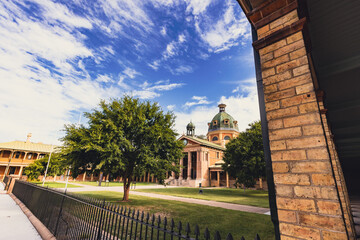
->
(12, 180, 261, 240)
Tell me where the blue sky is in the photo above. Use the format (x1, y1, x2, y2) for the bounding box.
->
(0, 0, 259, 144)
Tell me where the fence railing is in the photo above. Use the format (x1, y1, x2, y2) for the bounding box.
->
(12, 180, 261, 240)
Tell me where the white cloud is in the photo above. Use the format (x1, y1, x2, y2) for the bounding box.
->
(31, 0, 92, 29)
(167, 105, 176, 111)
(160, 26, 167, 36)
(148, 83, 184, 91)
(185, 0, 212, 15)
(95, 74, 112, 83)
(169, 65, 194, 75)
(148, 60, 160, 70)
(131, 81, 184, 99)
(0, 1, 119, 144)
(184, 96, 212, 108)
(174, 79, 260, 135)
(163, 34, 186, 60)
(150, 33, 188, 73)
(117, 67, 141, 89)
(123, 67, 140, 79)
(99, 0, 154, 35)
(193, 0, 250, 53)
(132, 90, 160, 99)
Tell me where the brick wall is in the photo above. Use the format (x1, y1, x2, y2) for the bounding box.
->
(251, 4, 353, 239)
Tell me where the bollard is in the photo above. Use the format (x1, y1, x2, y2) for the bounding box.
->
(199, 183, 203, 194)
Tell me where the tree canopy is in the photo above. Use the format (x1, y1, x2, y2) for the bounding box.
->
(24, 153, 66, 181)
(61, 96, 184, 200)
(222, 121, 265, 188)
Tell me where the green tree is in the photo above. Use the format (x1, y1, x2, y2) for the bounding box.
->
(24, 153, 66, 181)
(222, 121, 265, 188)
(61, 96, 184, 201)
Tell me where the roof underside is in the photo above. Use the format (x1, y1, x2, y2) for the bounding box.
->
(0, 141, 54, 153)
(306, 0, 360, 194)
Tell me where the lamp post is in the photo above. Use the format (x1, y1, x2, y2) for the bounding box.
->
(64, 165, 71, 192)
(42, 145, 53, 187)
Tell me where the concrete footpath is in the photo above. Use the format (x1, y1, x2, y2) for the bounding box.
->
(62, 182, 270, 215)
(0, 183, 41, 240)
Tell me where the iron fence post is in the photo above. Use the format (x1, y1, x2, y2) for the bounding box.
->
(54, 189, 67, 236)
(97, 199, 105, 240)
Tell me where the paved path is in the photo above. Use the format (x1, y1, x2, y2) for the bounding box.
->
(0, 183, 41, 240)
(59, 181, 270, 215)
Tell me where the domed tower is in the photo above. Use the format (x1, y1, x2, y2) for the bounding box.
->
(207, 104, 239, 146)
(186, 121, 195, 136)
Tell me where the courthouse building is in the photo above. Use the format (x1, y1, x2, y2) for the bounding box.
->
(167, 104, 240, 187)
(0, 133, 53, 179)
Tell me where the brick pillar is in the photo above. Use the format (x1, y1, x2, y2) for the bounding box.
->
(247, 1, 353, 239)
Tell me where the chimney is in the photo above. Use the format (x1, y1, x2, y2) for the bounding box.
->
(26, 133, 32, 143)
(218, 103, 226, 112)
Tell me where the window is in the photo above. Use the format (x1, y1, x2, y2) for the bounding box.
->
(216, 152, 219, 158)
(15, 152, 20, 158)
(224, 136, 231, 140)
(39, 154, 45, 159)
(224, 119, 229, 125)
(212, 136, 218, 141)
(213, 120, 217, 125)
(9, 167, 16, 175)
(27, 153, 32, 160)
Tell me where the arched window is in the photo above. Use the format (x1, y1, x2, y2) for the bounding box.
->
(212, 136, 218, 141)
(224, 136, 231, 140)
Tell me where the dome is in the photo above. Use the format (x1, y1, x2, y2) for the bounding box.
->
(208, 104, 239, 132)
(186, 121, 195, 136)
(187, 121, 195, 129)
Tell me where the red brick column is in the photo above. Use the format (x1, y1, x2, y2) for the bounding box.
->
(245, 0, 355, 239)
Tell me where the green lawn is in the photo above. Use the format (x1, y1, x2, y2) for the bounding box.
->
(32, 181, 82, 188)
(78, 191, 274, 240)
(78, 181, 158, 187)
(134, 187, 269, 208)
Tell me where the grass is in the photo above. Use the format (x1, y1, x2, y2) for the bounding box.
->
(78, 181, 158, 187)
(78, 191, 275, 240)
(134, 187, 269, 208)
(32, 181, 82, 188)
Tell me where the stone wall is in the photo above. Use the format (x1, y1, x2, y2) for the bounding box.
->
(246, 0, 355, 238)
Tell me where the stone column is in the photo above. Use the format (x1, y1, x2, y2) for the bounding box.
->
(187, 152, 192, 179)
(196, 151, 200, 179)
(82, 172, 86, 181)
(216, 171, 220, 187)
(3, 151, 14, 179)
(23, 152, 27, 160)
(226, 172, 229, 188)
(179, 158, 183, 179)
(18, 166, 24, 177)
(247, 1, 353, 238)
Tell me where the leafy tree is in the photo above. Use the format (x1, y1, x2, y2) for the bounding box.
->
(24, 153, 66, 181)
(61, 96, 184, 201)
(195, 134, 207, 140)
(222, 121, 265, 188)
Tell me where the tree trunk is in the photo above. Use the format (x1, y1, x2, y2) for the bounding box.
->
(122, 176, 132, 201)
(98, 172, 103, 186)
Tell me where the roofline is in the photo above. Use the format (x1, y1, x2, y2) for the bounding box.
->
(207, 128, 240, 133)
(179, 135, 225, 150)
(0, 147, 53, 153)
